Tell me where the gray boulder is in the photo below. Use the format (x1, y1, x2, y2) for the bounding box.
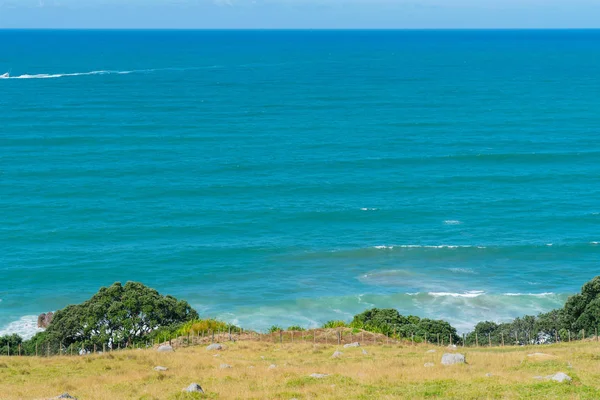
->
(184, 383, 204, 393)
(153, 366, 168, 372)
(207, 343, 223, 351)
(550, 372, 572, 383)
(157, 345, 173, 353)
(441, 353, 465, 365)
(310, 373, 329, 379)
(331, 351, 343, 358)
(343, 342, 361, 348)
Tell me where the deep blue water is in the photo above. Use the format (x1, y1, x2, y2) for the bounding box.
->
(1, 30, 599, 337)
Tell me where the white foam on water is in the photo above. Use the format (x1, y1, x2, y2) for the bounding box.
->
(446, 267, 477, 274)
(504, 292, 555, 297)
(373, 244, 485, 249)
(444, 220, 462, 225)
(428, 290, 485, 298)
(0, 315, 44, 340)
(360, 208, 378, 211)
(591, 241, 599, 245)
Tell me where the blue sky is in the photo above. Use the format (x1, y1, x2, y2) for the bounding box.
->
(1, 0, 599, 29)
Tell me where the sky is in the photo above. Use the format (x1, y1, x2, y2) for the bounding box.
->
(1, 0, 600, 29)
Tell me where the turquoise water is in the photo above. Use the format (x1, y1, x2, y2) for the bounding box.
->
(1, 30, 599, 338)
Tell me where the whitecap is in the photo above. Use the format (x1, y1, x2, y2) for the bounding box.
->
(360, 208, 378, 211)
(428, 290, 485, 298)
(0, 315, 44, 339)
(446, 267, 477, 274)
(504, 292, 555, 297)
(444, 220, 462, 225)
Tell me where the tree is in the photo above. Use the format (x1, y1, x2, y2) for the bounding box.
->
(37, 282, 198, 349)
(0, 334, 22, 355)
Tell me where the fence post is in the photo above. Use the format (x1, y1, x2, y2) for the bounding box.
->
(292, 331, 294, 343)
(475, 332, 478, 347)
(501, 332, 504, 346)
(488, 333, 491, 347)
(94, 344, 97, 354)
(596, 327, 598, 341)
(36, 343, 38, 357)
(411, 333, 414, 345)
(313, 329, 316, 344)
(7, 342, 9, 356)
(463, 333, 465, 347)
(338, 330, 341, 345)
(18, 343, 21, 356)
(568, 330, 571, 342)
(583, 329, 585, 341)
(280, 330, 283, 344)
(47, 342, 50, 357)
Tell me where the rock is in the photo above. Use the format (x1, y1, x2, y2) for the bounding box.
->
(424, 362, 435, 368)
(447, 344, 457, 350)
(220, 363, 232, 369)
(441, 353, 465, 365)
(310, 373, 329, 379)
(567, 362, 573, 369)
(362, 349, 368, 355)
(485, 373, 493, 377)
(183, 383, 204, 393)
(207, 343, 223, 351)
(550, 372, 572, 383)
(54, 394, 77, 400)
(153, 366, 168, 372)
(343, 342, 361, 348)
(331, 351, 343, 358)
(426, 349, 436, 354)
(38, 312, 54, 328)
(268, 364, 277, 369)
(533, 373, 572, 383)
(157, 345, 173, 352)
(213, 354, 220, 357)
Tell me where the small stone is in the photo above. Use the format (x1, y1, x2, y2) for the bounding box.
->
(362, 349, 368, 355)
(268, 364, 277, 369)
(220, 363, 232, 369)
(485, 373, 493, 378)
(213, 354, 220, 357)
(331, 351, 343, 358)
(441, 353, 465, 365)
(157, 345, 173, 353)
(533, 376, 544, 380)
(567, 362, 573, 369)
(310, 373, 329, 379)
(424, 362, 435, 368)
(183, 383, 204, 393)
(207, 343, 223, 351)
(426, 349, 436, 354)
(549, 372, 572, 383)
(153, 366, 168, 372)
(447, 344, 457, 350)
(343, 342, 360, 348)
(54, 394, 77, 400)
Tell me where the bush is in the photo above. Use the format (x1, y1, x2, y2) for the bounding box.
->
(0, 334, 23, 356)
(176, 319, 240, 336)
(268, 325, 283, 333)
(322, 320, 348, 329)
(287, 325, 306, 331)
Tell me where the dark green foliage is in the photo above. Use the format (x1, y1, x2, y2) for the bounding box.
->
(350, 308, 461, 344)
(41, 281, 198, 349)
(268, 325, 283, 333)
(0, 334, 22, 355)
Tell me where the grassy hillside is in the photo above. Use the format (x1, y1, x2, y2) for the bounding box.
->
(2, 339, 600, 399)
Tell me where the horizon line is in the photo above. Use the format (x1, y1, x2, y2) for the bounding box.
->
(1, 28, 600, 31)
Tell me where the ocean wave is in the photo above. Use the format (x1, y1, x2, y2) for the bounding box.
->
(373, 244, 485, 249)
(444, 220, 462, 225)
(428, 290, 485, 298)
(504, 292, 556, 297)
(446, 267, 477, 274)
(360, 208, 378, 211)
(0, 315, 43, 340)
(0, 70, 135, 79)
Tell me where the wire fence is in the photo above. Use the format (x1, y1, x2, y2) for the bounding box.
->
(1, 326, 599, 357)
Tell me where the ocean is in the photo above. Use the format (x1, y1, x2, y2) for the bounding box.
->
(1, 30, 599, 338)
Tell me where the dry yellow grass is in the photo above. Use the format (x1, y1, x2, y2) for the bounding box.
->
(2, 340, 600, 399)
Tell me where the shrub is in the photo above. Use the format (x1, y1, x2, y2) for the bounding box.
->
(322, 320, 348, 329)
(287, 325, 306, 331)
(268, 325, 283, 333)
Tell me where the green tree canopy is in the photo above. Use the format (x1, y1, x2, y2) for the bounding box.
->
(39, 281, 198, 349)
